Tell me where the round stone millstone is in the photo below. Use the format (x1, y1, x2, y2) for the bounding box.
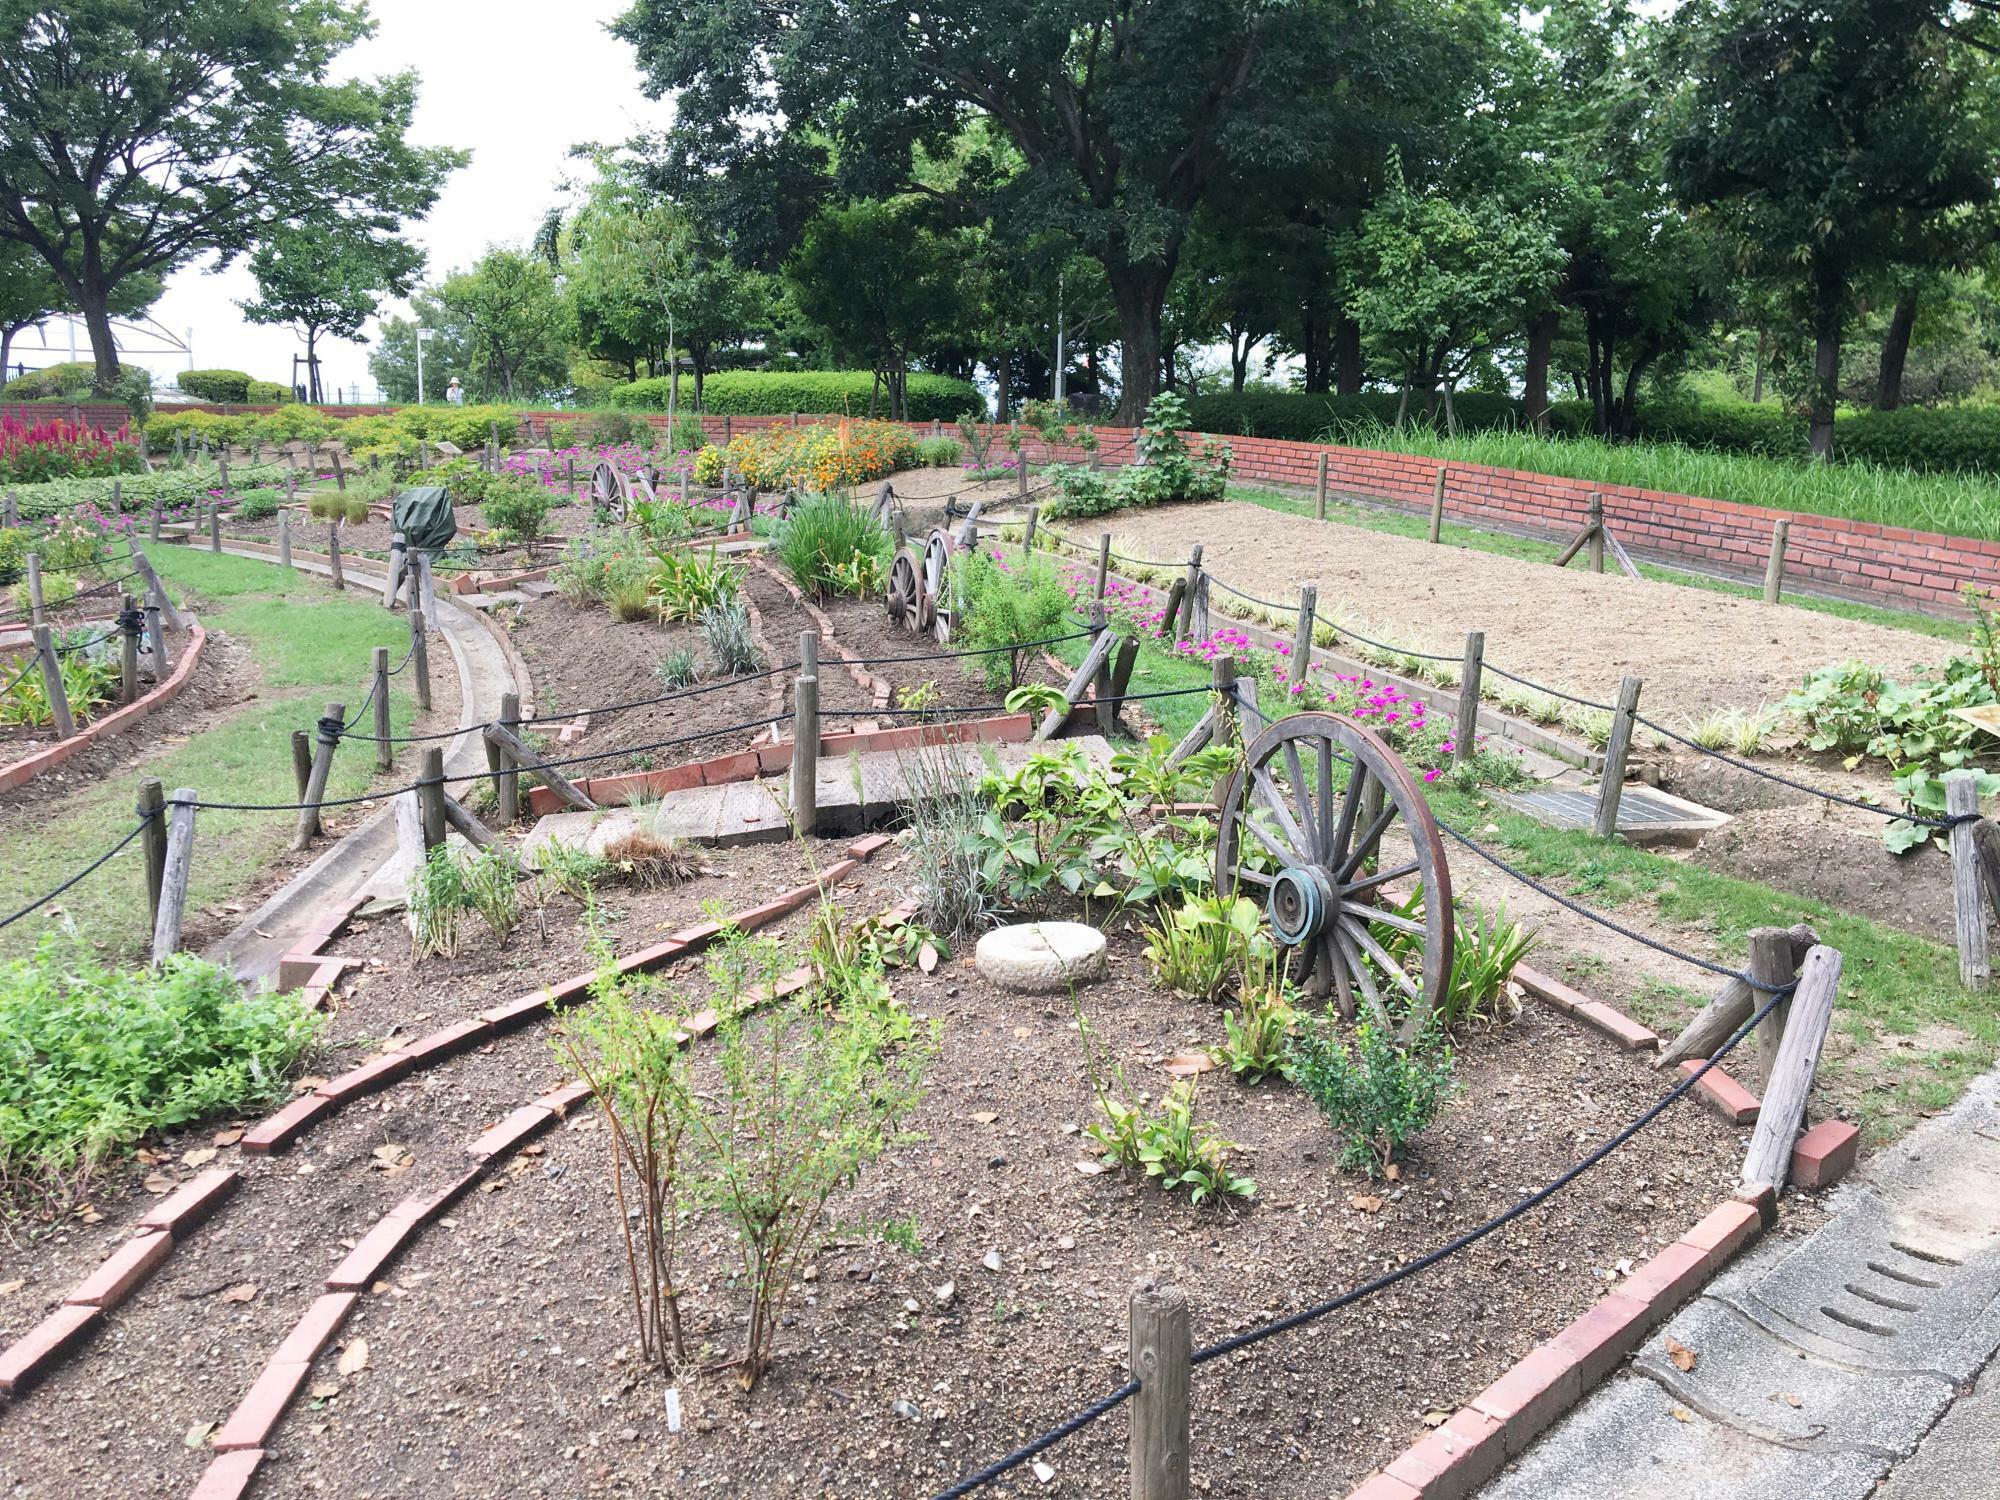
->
(974, 921, 1109, 993)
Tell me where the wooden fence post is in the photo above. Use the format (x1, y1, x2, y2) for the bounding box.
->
(217, 452, 231, 504)
(149, 788, 198, 967)
(372, 646, 393, 772)
(1096, 533, 1112, 601)
(1315, 452, 1329, 521)
(793, 630, 819, 835)
(483, 720, 597, 811)
(138, 778, 167, 930)
(150, 499, 162, 543)
(1763, 519, 1790, 605)
(1128, 1281, 1191, 1500)
(489, 690, 521, 824)
(417, 551, 438, 629)
(385, 534, 407, 607)
(1022, 504, 1040, 550)
(1591, 675, 1643, 839)
(1948, 770, 1991, 988)
(208, 506, 221, 554)
(1587, 495, 1606, 574)
(1740, 944, 1845, 1194)
(409, 608, 432, 712)
(291, 729, 315, 829)
(2, 491, 15, 528)
(1455, 631, 1484, 770)
(327, 523, 344, 589)
(1177, 545, 1204, 643)
(119, 594, 140, 703)
(418, 746, 448, 850)
(31, 624, 75, 738)
(130, 545, 184, 629)
(1428, 465, 1447, 544)
(722, 413, 733, 445)
(331, 450, 346, 491)
(26, 552, 44, 627)
(145, 601, 169, 677)
(278, 508, 292, 568)
(292, 702, 344, 851)
(1018, 453, 1030, 500)
(1291, 585, 1318, 691)
(1747, 926, 1798, 1092)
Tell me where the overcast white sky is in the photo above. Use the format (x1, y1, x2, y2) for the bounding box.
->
(12, 0, 668, 401)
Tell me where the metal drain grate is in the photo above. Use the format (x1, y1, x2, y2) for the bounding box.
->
(1501, 783, 1732, 843)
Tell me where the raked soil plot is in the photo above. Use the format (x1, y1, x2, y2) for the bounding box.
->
(1076, 499, 1953, 727)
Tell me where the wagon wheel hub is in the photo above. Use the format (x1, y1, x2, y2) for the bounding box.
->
(1267, 865, 1334, 946)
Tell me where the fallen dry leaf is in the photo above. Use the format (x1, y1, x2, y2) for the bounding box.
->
(221, 1283, 258, 1304)
(0, 1279, 24, 1296)
(337, 1339, 370, 1376)
(1350, 1194, 1383, 1214)
(1670, 1406, 1693, 1423)
(77, 1206, 102, 1224)
(212, 1127, 244, 1147)
(970, 1111, 1000, 1125)
(309, 1381, 341, 1401)
(1384, 1163, 1402, 1182)
(1665, 1337, 1697, 1373)
(917, 943, 939, 974)
(1775, 1392, 1803, 1408)
(1073, 1160, 1113, 1176)
(184, 1422, 215, 1449)
(142, 1173, 172, 1195)
(1420, 1409, 1450, 1429)
(1162, 1051, 1214, 1078)
(182, 1147, 218, 1168)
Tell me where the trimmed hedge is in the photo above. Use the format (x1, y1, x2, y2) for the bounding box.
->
(177, 368, 255, 403)
(244, 379, 293, 404)
(608, 370, 984, 421)
(0, 362, 117, 400)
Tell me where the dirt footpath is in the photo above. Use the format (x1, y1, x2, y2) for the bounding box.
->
(1085, 500, 1954, 725)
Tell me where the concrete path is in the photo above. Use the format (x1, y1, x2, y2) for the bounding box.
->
(1479, 1068, 2000, 1498)
(202, 547, 518, 982)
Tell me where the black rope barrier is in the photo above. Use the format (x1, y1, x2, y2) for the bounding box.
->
(0, 812, 158, 932)
(850, 628, 1095, 666)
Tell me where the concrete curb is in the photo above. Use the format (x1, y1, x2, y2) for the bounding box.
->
(0, 620, 209, 794)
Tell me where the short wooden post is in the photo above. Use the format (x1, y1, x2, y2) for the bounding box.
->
(278, 508, 292, 568)
(1018, 454, 1030, 500)
(111, 479, 122, 516)
(1022, 504, 1040, 550)
(291, 729, 315, 832)
(208, 506, 222, 552)
(418, 746, 448, 850)
(564, 454, 577, 503)
(1178, 544, 1205, 643)
(31, 625, 75, 738)
(150, 499, 162, 542)
(1189, 568, 1210, 644)
(1291, 585, 1317, 693)
(419, 439, 431, 470)
(138, 778, 167, 929)
(1747, 926, 1798, 1092)
(409, 608, 432, 711)
(1428, 466, 1447, 544)
(1948, 770, 1991, 988)
(292, 701, 344, 851)
(1591, 675, 1643, 839)
(417, 551, 438, 629)
(489, 690, 521, 824)
(1128, 1281, 1191, 1500)
(1455, 631, 1484, 770)
(483, 720, 596, 811)
(145, 601, 169, 676)
(790, 410, 800, 428)
(1212, 656, 1240, 756)
(284, 455, 298, 508)
(385, 534, 407, 607)
(1314, 452, 1329, 521)
(217, 451, 231, 504)
(130, 546, 184, 629)
(149, 788, 198, 967)
(331, 450, 346, 491)
(26, 552, 44, 627)
(2, 491, 16, 527)
(1763, 519, 1790, 605)
(792, 630, 819, 835)
(1091, 601, 1114, 706)
(722, 413, 733, 444)
(1587, 495, 1606, 574)
(372, 647, 393, 773)
(1740, 944, 1845, 1194)
(327, 522, 346, 588)
(119, 594, 140, 703)
(1096, 533, 1112, 601)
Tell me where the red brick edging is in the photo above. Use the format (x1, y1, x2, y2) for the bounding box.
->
(0, 621, 209, 794)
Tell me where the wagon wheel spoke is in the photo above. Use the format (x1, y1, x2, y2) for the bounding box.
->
(1334, 800, 1399, 885)
(1339, 914, 1422, 1003)
(1342, 859, 1421, 900)
(1334, 926, 1393, 1030)
(1317, 738, 1337, 864)
(1232, 865, 1275, 888)
(1341, 901, 1424, 936)
(1250, 767, 1313, 864)
(1328, 762, 1366, 872)
(1240, 807, 1299, 869)
(1279, 739, 1320, 860)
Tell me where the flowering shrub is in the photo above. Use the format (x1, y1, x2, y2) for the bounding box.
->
(0, 414, 144, 484)
(699, 419, 917, 492)
(1044, 392, 1229, 520)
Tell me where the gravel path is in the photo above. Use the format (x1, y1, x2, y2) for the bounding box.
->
(1075, 500, 1955, 725)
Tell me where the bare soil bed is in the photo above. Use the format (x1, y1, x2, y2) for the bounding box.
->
(1082, 499, 1952, 727)
(223, 922, 1746, 1500)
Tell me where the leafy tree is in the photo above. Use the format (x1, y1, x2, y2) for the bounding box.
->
(0, 242, 161, 395)
(240, 226, 425, 401)
(0, 0, 464, 393)
(613, 0, 1440, 422)
(1666, 0, 2000, 455)
(411, 249, 572, 404)
(370, 293, 471, 405)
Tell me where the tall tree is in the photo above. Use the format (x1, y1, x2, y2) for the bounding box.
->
(240, 225, 425, 401)
(1667, 0, 2000, 456)
(0, 242, 161, 391)
(613, 0, 1440, 422)
(0, 0, 464, 393)
(438, 250, 571, 403)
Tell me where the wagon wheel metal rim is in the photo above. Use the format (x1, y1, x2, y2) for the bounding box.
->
(887, 551, 918, 625)
(921, 530, 953, 642)
(1214, 711, 1453, 1042)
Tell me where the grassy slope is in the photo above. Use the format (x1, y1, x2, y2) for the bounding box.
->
(1060, 615, 1975, 1144)
(0, 547, 421, 961)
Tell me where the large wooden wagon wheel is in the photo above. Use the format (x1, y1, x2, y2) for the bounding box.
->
(1215, 712, 1454, 1042)
(590, 461, 625, 523)
(886, 551, 922, 632)
(920, 528, 953, 641)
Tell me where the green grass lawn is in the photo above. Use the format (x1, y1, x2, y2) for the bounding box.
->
(0, 546, 424, 962)
(1063, 615, 1976, 1143)
(1224, 480, 1969, 643)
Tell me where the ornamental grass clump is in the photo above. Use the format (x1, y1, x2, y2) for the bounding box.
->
(0, 936, 321, 1215)
(774, 492, 892, 600)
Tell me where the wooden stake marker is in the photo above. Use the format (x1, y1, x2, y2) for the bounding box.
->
(1947, 770, 1991, 988)
(150, 789, 198, 967)
(1591, 676, 1643, 839)
(1740, 944, 1845, 1193)
(292, 702, 344, 852)
(1455, 631, 1484, 770)
(792, 630, 819, 835)
(1128, 1281, 1191, 1500)
(138, 778, 167, 929)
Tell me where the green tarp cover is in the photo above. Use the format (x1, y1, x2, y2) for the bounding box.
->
(392, 486, 456, 552)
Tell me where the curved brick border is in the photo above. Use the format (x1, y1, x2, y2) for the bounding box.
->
(0, 1168, 239, 1399)
(189, 899, 919, 1498)
(0, 621, 208, 794)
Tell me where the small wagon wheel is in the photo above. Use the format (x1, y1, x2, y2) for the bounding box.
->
(887, 550, 920, 630)
(921, 529, 953, 642)
(1214, 712, 1453, 1042)
(590, 461, 625, 524)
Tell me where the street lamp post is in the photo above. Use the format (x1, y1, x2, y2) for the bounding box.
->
(415, 327, 433, 405)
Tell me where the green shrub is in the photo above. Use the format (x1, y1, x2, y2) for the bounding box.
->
(914, 436, 962, 467)
(1046, 392, 1229, 518)
(235, 488, 282, 522)
(177, 368, 255, 404)
(483, 478, 551, 544)
(244, 379, 292, 404)
(386, 403, 522, 452)
(0, 936, 321, 1206)
(774, 493, 892, 600)
(249, 404, 328, 445)
(2, 361, 113, 400)
(667, 414, 706, 453)
(589, 409, 640, 446)
(1187, 386, 1535, 442)
(1288, 1017, 1457, 1178)
(610, 370, 983, 422)
(955, 549, 1072, 691)
(656, 647, 700, 689)
(650, 546, 740, 622)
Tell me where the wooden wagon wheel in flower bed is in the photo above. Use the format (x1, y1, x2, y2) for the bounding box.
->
(920, 528, 953, 642)
(1215, 712, 1454, 1041)
(589, 461, 625, 523)
(886, 551, 922, 633)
